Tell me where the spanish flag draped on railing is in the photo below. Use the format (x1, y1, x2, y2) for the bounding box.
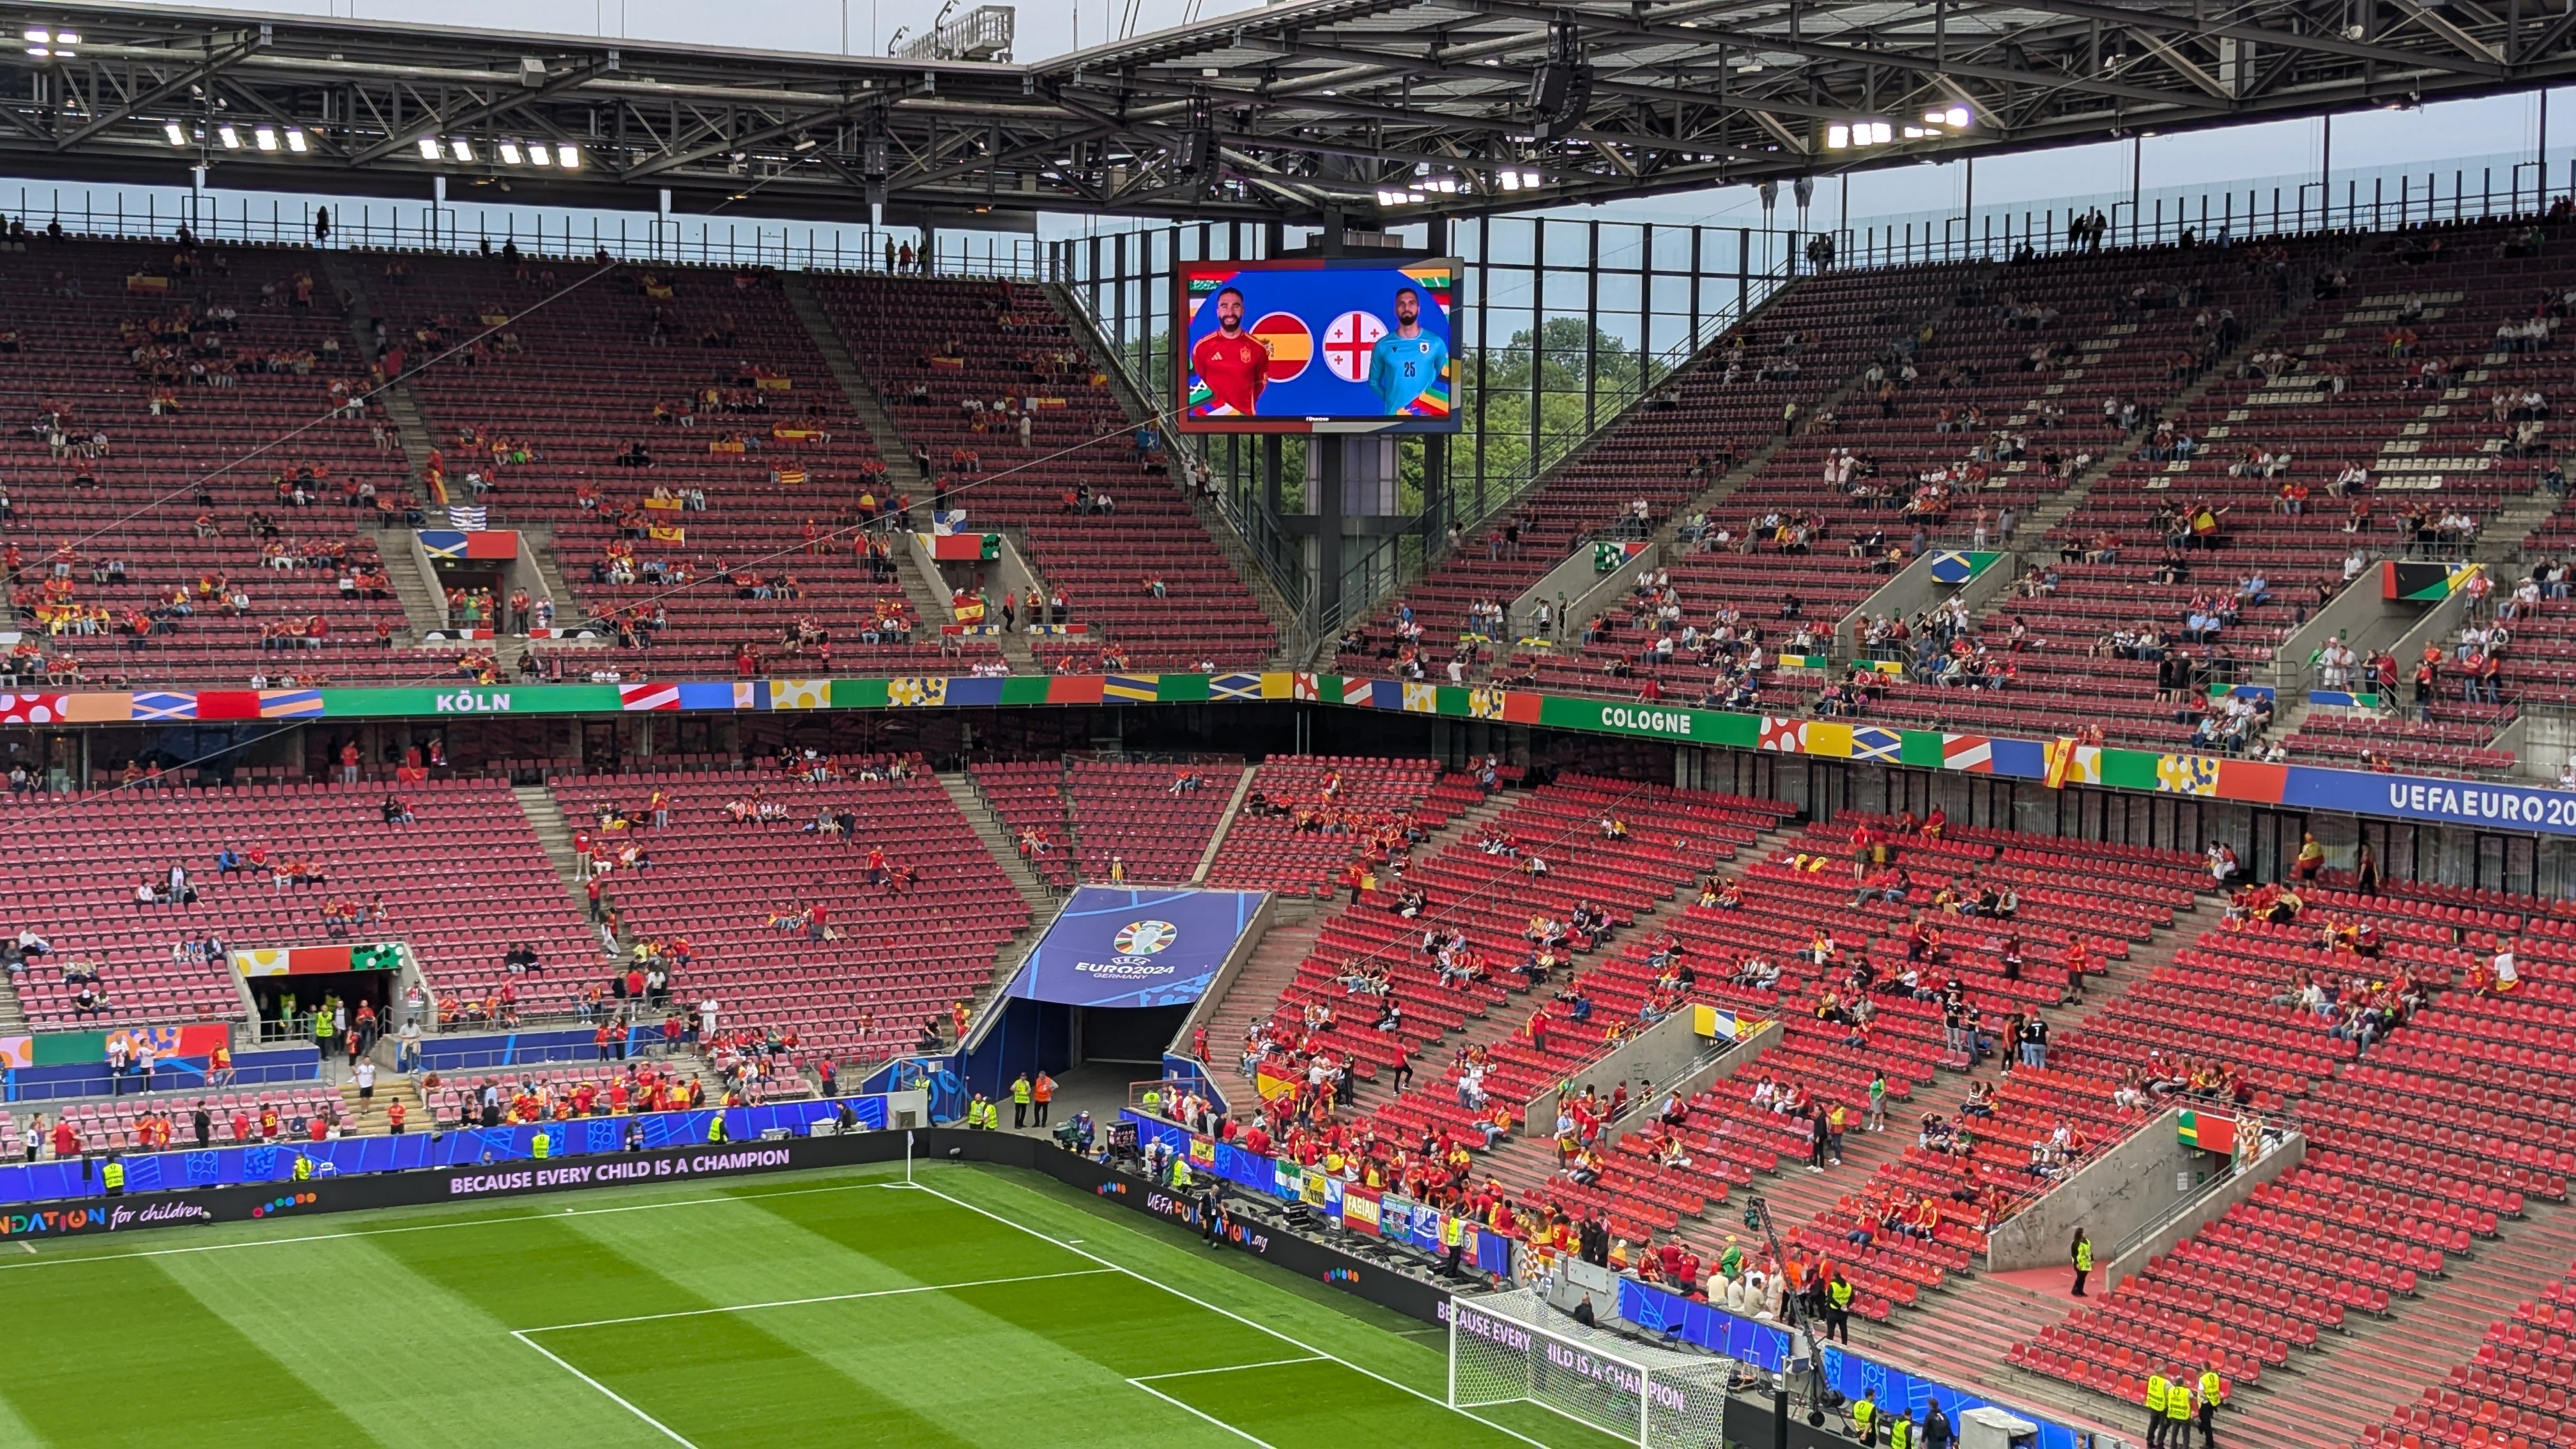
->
(647, 524, 686, 544)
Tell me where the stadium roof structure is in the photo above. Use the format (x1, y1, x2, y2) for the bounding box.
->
(3, 0, 2575, 227)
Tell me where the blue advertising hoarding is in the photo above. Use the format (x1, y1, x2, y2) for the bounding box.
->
(1176, 257, 1460, 434)
(1003, 887, 1265, 1009)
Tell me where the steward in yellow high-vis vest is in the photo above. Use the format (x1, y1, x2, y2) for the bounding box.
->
(2144, 1372, 2172, 1449)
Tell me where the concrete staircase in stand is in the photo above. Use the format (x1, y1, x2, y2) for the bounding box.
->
(779, 273, 912, 484)
(512, 785, 607, 951)
(319, 252, 447, 641)
(319, 252, 439, 491)
(1190, 769, 1262, 884)
(0, 972, 31, 1036)
(1196, 912, 1326, 1070)
(337, 1072, 423, 1137)
(938, 771, 1062, 1000)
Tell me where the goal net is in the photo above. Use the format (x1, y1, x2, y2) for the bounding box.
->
(1447, 1289, 1732, 1448)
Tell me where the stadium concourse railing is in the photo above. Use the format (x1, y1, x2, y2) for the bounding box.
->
(0, 184, 1048, 278)
(1834, 151, 2576, 270)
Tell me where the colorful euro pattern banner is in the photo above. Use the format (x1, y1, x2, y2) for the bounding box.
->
(14, 673, 2576, 836)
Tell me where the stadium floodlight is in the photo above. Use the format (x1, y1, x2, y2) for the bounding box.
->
(21, 28, 45, 43)
(1498, 171, 1521, 192)
(1827, 124, 1850, 150)
(164, 121, 188, 146)
(499, 140, 523, 165)
(450, 139, 475, 162)
(417, 135, 441, 159)
(1946, 105, 1972, 128)
(217, 125, 241, 150)
(526, 142, 551, 165)
(284, 127, 308, 153)
(556, 144, 581, 169)
(253, 126, 278, 151)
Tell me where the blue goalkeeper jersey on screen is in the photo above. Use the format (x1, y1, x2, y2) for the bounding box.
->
(1368, 331, 1448, 413)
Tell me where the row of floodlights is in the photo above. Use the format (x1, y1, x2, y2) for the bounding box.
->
(163, 121, 310, 153)
(152, 119, 580, 167)
(414, 137, 583, 168)
(1827, 107, 1973, 150)
(1378, 169, 1544, 206)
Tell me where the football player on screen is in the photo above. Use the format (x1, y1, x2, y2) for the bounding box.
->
(1190, 286, 1270, 415)
(1368, 286, 1447, 414)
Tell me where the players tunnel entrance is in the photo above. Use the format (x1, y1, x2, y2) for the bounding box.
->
(233, 942, 405, 1049)
(958, 887, 1269, 1100)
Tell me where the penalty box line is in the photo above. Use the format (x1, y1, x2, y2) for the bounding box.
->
(512, 1268, 1116, 1333)
(907, 1174, 1553, 1449)
(510, 1266, 1117, 1447)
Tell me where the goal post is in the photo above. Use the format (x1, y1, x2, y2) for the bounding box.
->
(1447, 1289, 1731, 1449)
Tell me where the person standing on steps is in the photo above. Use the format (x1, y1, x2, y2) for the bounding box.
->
(2070, 1227, 2093, 1297)
(2143, 1368, 2172, 1449)
(2195, 1364, 2225, 1447)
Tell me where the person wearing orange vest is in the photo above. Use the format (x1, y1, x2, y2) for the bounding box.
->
(1031, 1071, 1055, 1128)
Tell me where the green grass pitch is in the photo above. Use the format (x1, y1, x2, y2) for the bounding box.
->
(0, 1160, 1631, 1448)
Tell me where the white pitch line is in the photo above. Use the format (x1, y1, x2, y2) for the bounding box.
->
(512, 1329, 700, 1448)
(0, 1172, 904, 1271)
(518, 1268, 1116, 1333)
(1130, 1355, 1329, 1382)
(908, 1176, 1554, 1449)
(1126, 1378, 1281, 1448)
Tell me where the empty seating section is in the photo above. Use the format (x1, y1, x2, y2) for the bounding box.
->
(1337, 267, 1956, 675)
(2364, 1255, 2576, 1449)
(387, 254, 1015, 676)
(2011, 871, 2576, 1414)
(1202, 756, 1467, 894)
(0, 240, 415, 686)
(806, 275, 1276, 670)
(548, 765, 1028, 1065)
(0, 778, 589, 1030)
